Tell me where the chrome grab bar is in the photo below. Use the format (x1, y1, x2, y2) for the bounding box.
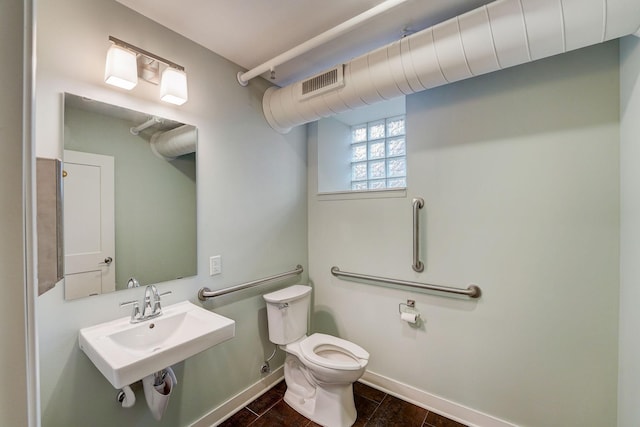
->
(412, 197, 424, 272)
(198, 265, 304, 301)
(331, 266, 481, 298)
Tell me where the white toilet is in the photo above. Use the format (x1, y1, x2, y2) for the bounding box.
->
(263, 285, 369, 427)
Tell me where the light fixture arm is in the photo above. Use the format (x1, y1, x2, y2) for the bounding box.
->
(109, 36, 184, 71)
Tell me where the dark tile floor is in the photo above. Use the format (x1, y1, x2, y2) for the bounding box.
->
(219, 380, 468, 427)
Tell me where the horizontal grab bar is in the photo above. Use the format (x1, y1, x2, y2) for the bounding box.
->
(198, 265, 304, 301)
(330, 266, 481, 298)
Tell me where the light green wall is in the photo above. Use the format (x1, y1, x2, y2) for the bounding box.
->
(64, 106, 197, 288)
(0, 0, 32, 425)
(36, 0, 307, 425)
(308, 42, 620, 427)
(619, 34, 640, 427)
(317, 117, 351, 192)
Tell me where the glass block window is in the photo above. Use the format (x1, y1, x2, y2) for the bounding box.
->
(350, 115, 406, 190)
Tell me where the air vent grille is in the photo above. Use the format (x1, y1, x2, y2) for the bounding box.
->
(303, 69, 337, 94)
(299, 66, 344, 100)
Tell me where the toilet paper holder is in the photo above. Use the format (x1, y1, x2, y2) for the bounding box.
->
(399, 300, 421, 324)
(398, 299, 416, 313)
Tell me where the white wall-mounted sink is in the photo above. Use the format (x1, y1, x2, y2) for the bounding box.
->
(79, 301, 235, 389)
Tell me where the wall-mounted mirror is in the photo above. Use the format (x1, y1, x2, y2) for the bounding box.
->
(63, 93, 197, 300)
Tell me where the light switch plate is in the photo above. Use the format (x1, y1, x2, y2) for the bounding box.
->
(209, 255, 221, 276)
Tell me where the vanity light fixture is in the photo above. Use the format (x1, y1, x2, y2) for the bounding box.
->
(104, 44, 138, 90)
(160, 67, 188, 106)
(104, 36, 188, 105)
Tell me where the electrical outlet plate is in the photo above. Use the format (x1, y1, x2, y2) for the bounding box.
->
(209, 255, 221, 276)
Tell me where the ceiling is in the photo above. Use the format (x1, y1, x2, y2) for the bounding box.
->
(116, 0, 494, 86)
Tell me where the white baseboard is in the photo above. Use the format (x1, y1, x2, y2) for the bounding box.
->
(360, 370, 518, 427)
(189, 366, 284, 427)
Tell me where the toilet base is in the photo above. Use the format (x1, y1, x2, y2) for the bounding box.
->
(284, 382, 356, 427)
(283, 354, 358, 427)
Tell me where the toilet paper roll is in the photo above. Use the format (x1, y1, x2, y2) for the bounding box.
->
(401, 312, 418, 324)
(119, 385, 136, 408)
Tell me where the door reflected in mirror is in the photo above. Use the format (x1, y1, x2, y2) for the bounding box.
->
(63, 93, 197, 300)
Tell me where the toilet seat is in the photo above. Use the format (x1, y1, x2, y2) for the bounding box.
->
(299, 333, 369, 371)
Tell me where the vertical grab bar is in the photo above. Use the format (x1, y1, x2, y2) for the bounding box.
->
(412, 197, 424, 272)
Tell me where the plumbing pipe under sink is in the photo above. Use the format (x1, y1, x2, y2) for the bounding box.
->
(142, 367, 177, 420)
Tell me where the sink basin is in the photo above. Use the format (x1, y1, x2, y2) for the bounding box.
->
(79, 301, 235, 388)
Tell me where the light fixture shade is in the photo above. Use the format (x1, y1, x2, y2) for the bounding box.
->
(104, 45, 138, 90)
(160, 67, 188, 105)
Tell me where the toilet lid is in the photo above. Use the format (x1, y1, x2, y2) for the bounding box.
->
(299, 333, 369, 371)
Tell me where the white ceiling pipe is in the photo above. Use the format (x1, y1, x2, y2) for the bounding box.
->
(237, 0, 411, 86)
(130, 116, 162, 135)
(150, 125, 198, 160)
(263, 0, 640, 133)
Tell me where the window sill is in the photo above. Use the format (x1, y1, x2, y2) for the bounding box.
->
(316, 188, 407, 201)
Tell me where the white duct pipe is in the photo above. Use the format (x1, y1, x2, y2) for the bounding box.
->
(263, 0, 640, 133)
(150, 125, 197, 160)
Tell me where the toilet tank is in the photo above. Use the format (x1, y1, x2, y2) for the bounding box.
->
(263, 285, 312, 345)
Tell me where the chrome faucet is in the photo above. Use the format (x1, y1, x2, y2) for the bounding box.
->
(120, 284, 172, 323)
(143, 285, 159, 318)
(127, 277, 140, 288)
(120, 299, 141, 323)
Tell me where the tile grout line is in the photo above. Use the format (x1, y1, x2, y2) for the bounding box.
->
(245, 413, 258, 427)
(362, 393, 387, 426)
(245, 407, 259, 417)
(245, 393, 286, 426)
(421, 410, 430, 427)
